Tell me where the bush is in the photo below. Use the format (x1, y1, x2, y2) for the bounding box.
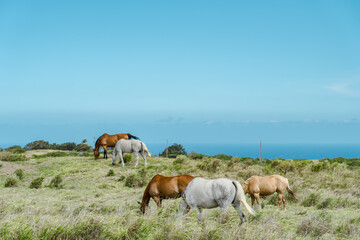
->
(14, 169, 24, 180)
(213, 154, 232, 160)
(49, 174, 63, 189)
(30, 177, 44, 189)
(106, 169, 115, 177)
(124, 168, 147, 188)
(188, 152, 206, 160)
(25, 140, 51, 150)
(0, 152, 28, 162)
(123, 154, 133, 163)
(301, 192, 321, 207)
(56, 142, 76, 151)
(33, 151, 70, 159)
(0, 163, 2, 167)
(74, 143, 92, 152)
(6, 146, 27, 154)
(5, 145, 22, 151)
(5, 177, 18, 187)
(160, 143, 187, 158)
(197, 159, 221, 172)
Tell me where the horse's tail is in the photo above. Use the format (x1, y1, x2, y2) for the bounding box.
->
(286, 185, 297, 201)
(127, 133, 140, 140)
(141, 142, 152, 157)
(233, 181, 256, 216)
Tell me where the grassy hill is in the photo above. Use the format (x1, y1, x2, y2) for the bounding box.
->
(0, 150, 359, 239)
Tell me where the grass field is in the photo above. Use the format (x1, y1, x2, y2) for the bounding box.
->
(0, 150, 360, 239)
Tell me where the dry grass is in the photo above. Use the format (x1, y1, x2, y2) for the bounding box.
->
(0, 151, 359, 239)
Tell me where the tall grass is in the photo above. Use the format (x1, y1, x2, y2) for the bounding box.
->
(0, 151, 359, 239)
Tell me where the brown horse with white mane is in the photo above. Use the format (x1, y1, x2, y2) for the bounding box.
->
(139, 174, 195, 214)
(242, 175, 297, 210)
(93, 133, 140, 159)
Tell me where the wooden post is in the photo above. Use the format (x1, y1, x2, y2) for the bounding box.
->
(166, 139, 168, 158)
(259, 139, 262, 165)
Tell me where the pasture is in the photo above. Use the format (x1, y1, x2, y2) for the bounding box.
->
(0, 150, 360, 239)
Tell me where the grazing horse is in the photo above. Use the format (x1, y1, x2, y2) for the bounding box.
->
(138, 174, 195, 214)
(94, 133, 140, 159)
(242, 175, 297, 210)
(112, 139, 151, 167)
(182, 177, 256, 222)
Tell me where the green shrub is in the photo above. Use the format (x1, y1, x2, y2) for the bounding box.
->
(301, 192, 321, 207)
(56, 142, 76, 151)
(124, 168, 147, 188)
(74, 143, 92, 152)
(49, 174, 63, 188)
(5, 177, 18, 187)
(123, 154, 133, 163)
(0, 163, 2, 167)
(213, 154, 232, 160)
(106, 169, 115, 177)
(188, 152, 206, 159)
(173, 155, 187, 165)
(30, 177, 44, 189)
(14, 169, 24, 180)
(25, 140, 51, 150)
(0, 152, 28, 162)
(160, 143, 187, 158)
(197, 159, 221, 172)
(33, 151, 69, 159)
(9, 147, 27, 154)
(311, 160, 329, 172)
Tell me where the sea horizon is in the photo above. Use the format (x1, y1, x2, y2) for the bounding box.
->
(3, 142, 358, 160)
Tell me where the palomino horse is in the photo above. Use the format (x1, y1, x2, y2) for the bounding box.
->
(94, 133, 139, 159)
(112, 139, 151, 167)
(182, 177, 256, 222)
(242, 175, 297, 210)
(138, 174, 195, 214)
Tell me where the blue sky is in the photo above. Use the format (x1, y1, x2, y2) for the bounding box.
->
(0, 0, 360, 147)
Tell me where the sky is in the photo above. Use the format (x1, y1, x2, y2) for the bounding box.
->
(0, 0, 360, 148)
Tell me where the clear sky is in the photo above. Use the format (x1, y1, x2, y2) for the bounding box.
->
(1, 0, 359, 147)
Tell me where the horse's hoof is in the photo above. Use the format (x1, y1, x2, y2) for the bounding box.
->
(112, 163, 115, 166)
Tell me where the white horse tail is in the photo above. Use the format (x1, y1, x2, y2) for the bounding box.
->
(233, 181, 256, 216)
(141, 142, 152, 157)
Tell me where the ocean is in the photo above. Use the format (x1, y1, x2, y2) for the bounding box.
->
(148, 143, 360, 160)
(1, 142, 359, 160)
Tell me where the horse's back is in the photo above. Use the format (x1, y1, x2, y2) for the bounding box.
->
(185, 177, 235, 209)
(147, 174, 193, 199)
(247, 175, 288, 195)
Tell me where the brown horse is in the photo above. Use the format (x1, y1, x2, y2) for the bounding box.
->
(242, 175, 297, 210)
(138, 174, 195, 214)
(93, 133, 140, 159)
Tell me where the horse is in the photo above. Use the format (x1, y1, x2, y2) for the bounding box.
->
(93, 133, 140, 159)
(181, 177, 256, 222)
(138, 174, 195, 214)
(112, 139, 151, 167)
(242, 175, 297, 210)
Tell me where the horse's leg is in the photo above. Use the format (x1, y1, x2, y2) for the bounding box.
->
(119, 150, 125, 167)
(179, 200, 190, 215)
(233, 200, 246, 223)
(103, 146, 107, 159)
(251, 195, 255, 207)
(282, 194, 286, 210)
(140, 152, 147, 167)
(277, 193, 283, 209)
(153, 196, 162, 209)
(197, 208, 203, 222)
(133, 152, 139, 167)
(254, 193, 261, 209)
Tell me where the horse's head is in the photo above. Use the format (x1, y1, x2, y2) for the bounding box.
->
(242, 183, 248, 194)
(93, 149, 100, 159)
(138, 201, 146, 214)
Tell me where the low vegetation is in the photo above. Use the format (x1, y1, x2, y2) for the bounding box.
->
(0, 149, 359, 239)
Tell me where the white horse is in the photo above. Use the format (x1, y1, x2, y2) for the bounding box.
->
(112, 139, 151, 167)
(181, 177, 256, 222)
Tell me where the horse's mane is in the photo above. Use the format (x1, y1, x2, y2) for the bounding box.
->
(94, 136, 101, 150)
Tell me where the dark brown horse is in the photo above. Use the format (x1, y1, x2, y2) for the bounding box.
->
(242, 175, 297, 210)
(93, 133, 139, 159)
(138, 174, 195, 214)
